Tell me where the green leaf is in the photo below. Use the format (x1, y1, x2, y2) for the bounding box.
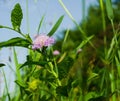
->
(19, 61, 47, 69)
(0, 25, 3, 28)
(0, 37, 31, 48)
(15, 80, 27, 88)
(106, 0, 114, 20)
(48, 15, 64, 36)
(115, 56, 120, 77)
(11, 3, 23, 31)
(88, 96, 107, 101)
(0, 63, 5, 67)
(88, 73, 99, 81)
(37, 15, 45, 34)
(76, 35, 94, 51)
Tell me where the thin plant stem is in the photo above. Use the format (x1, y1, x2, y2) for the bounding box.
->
(99, 0, 107, 59)
(13, 47, 22, 81)
(82, 0, 86, 20)
(26, 0, 30, 33)
(1, 26, 26, 38)
(2, 69, 11, 101)
(37, 15, 45, 34)
(62, 28, 69, 52)
(110, 18, 117, 101)
(110, 65, 116, 101)
(100, 0, 106, 31)
(58, 0, 86, 39)
(58, 0, 96, 50)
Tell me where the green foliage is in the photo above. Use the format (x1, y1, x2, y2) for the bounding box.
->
(0, 37, 31, 48)
(19, 60, 47, 69)
(0, 25, 3, 28)
(48, 15, 64, 36)
(0, 63, 5, 67)
(1, 1, 120, 101)
(56, 86, 68, 97)
(57, 57, 74, 80)
(15, 80, 27, 88)
(106, 0, 114, 20)
(11, 3, 23, 31)
(37, 15, 45, 34)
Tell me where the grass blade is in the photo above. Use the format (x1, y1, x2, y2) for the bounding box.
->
(106, 0, 114, 20)
(48, 15, 64, 36)
(37, 15, 45, 34)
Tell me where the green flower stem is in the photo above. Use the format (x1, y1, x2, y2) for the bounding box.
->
(99, 0, 106, 31)
(111, 19, 117, 44)
(48, 61, 61, 86)
(110, 69, 116, 101)
(53, 58, 58, 78)
(99, 0, 107, 57)
(1, 26, 26, 38)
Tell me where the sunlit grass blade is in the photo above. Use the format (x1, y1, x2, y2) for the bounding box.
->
(13, 47, 21, 81)
(115, 56, 120, 77)
(48, 15, 64, 36)
(62, 29, 69, 51)
(58, 0, 86, 39)
(76, 35, 94, 51)
(13, 47, 22, 101)
(109, 71, 116, 101)
(106, 0, 114, 20)
(15, 80, 27, 88)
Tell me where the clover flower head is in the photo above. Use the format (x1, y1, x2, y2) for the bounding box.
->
(32, 34, 55, 50)
(53, 50, 60, 55)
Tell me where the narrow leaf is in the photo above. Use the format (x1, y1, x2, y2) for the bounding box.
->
(76, 35, 94, 51)
(115, 56, 120, 77)
(13, 48, 22, 81)
(0, 25, 3, 28)
(106, 0, 114, 20)
(11, 3, 23, 31)
(48, 15, 64, 36)
(0, 63, 5, 67)
(15, 80, 27, 88)
(37, 15, 45, 34)
(87, 73, 99, 81)
(19, 61, 47, 69)
(0, 37, 31, 48)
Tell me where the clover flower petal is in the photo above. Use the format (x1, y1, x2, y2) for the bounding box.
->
(32, 35, 55, 49)
(53, 50, 60, 55)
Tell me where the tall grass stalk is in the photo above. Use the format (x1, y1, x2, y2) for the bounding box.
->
(82, 0, 86, 20)
(2, 69, 11, 101)
(58, 0, 96, 54)
(99, 0, 107, 57)
(58, 0, 86, 39)
(13, 48, 21, 101)
(105, 0, 118, 100)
